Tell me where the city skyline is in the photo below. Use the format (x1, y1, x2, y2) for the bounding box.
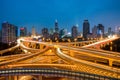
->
(1, 0, 120, 33)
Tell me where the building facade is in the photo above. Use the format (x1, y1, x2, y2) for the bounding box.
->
(2, 22, 18, 44)
(92, 25, 98, 38)
(72, 25, 78, 38)
(55, 20, 59, 33)
(97, 24, 104, 38)
(20, 27, 27, 37)
(115, 26, 120, 36)
(59, 29, 67, 39)
(31, 26, 36, 37)
(83, 20, 90, 39)
(42, 28, 49, 40)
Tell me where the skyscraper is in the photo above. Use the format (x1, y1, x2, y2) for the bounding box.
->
(115, 26, 120, 36)
(2, 22, 18, 44)
(59, 29, 66, 38)
(42, 28, 49, 40)
(72, 25, 78, 38)
(83, 20, 90, 39)
(55, 20, 59, 33)
(49, 28, 54, 35)
(31, 26, 36, 37)
(97, 24, 104, 38)
(92, 25, 98, 38)
(20, 27, 27, 37)
(108, 27, 111, 34)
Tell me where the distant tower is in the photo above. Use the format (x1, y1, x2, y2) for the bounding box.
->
(32, 26, 36, 37)
(42, 28, 49, 40)
(92, 25, 98, 38)
(20, 27, 27, 37)
(59, 29, 66, 38)
(97, 24, 104, 38)
(83, 20, 90, 39)
(115, 26, 120, 36)
(55, 20, 59, 33)
(72, 25, 78, 38)
(49, 28, 54, 35)
(108, 27, 111, 35)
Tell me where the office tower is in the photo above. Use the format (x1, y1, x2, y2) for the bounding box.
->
(97, 24, 104, 38)
(108, 27, 111, 34)
(53, 32, 59, 41)
(72, 25, 78, 38)
(42, 28, 49, 40)
(115, 26, 120, 36)
(2, 22, 18, 44)
(59, 29, 66, 38)
(20, 27, 27, 37)
(32, 26, 36, 37)
(49, 28, 54, 35)
(55, 20, 59, 33)
(83, 20, 90, 39)
(92, 25, 98, 38)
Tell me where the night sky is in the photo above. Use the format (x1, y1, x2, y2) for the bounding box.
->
(0, 0, 120, 33)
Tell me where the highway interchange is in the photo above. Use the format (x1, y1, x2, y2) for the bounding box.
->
(0, 36, 120, 80)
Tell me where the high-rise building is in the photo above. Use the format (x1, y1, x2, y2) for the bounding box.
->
(55, 20, 59, 33)
(108, 27, 111, 34)
(42, 28, 49, 40)
(49, 28, 54, 35)
(32, 26, 36, 37)
(115, 26, 120, 36)
(107, 27, 112, 36)
(53, 32, 59, 41)
(92, 25, 98, 38)
(72, 25, 78, 38)
(2, 22, 18, 44)
(59, 29, 66, 38)
(97, 24, 104, 38)
(20, 27, 27, 37)
(83, 20, 90, 39)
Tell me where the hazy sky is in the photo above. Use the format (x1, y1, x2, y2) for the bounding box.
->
(0, 0, 120, 33)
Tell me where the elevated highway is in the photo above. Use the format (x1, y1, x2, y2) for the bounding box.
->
(0, 37, 120, 79)
(0, 67, 118, 80)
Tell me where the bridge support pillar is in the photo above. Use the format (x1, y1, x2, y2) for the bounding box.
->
(38, 76, 42, 80)
(14, 75, 18, 80)
(40, 44, 44, 50)
(109, 60, 113, 67)
(6, 76, 13, 80)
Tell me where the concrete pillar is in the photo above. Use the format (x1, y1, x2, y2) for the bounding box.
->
(40, 44, 44, 50)
(109, 60, 113, 67)
(6, 76, 12, 80)
(38, 76, 42, 80)
(14, 75, 18, 80)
